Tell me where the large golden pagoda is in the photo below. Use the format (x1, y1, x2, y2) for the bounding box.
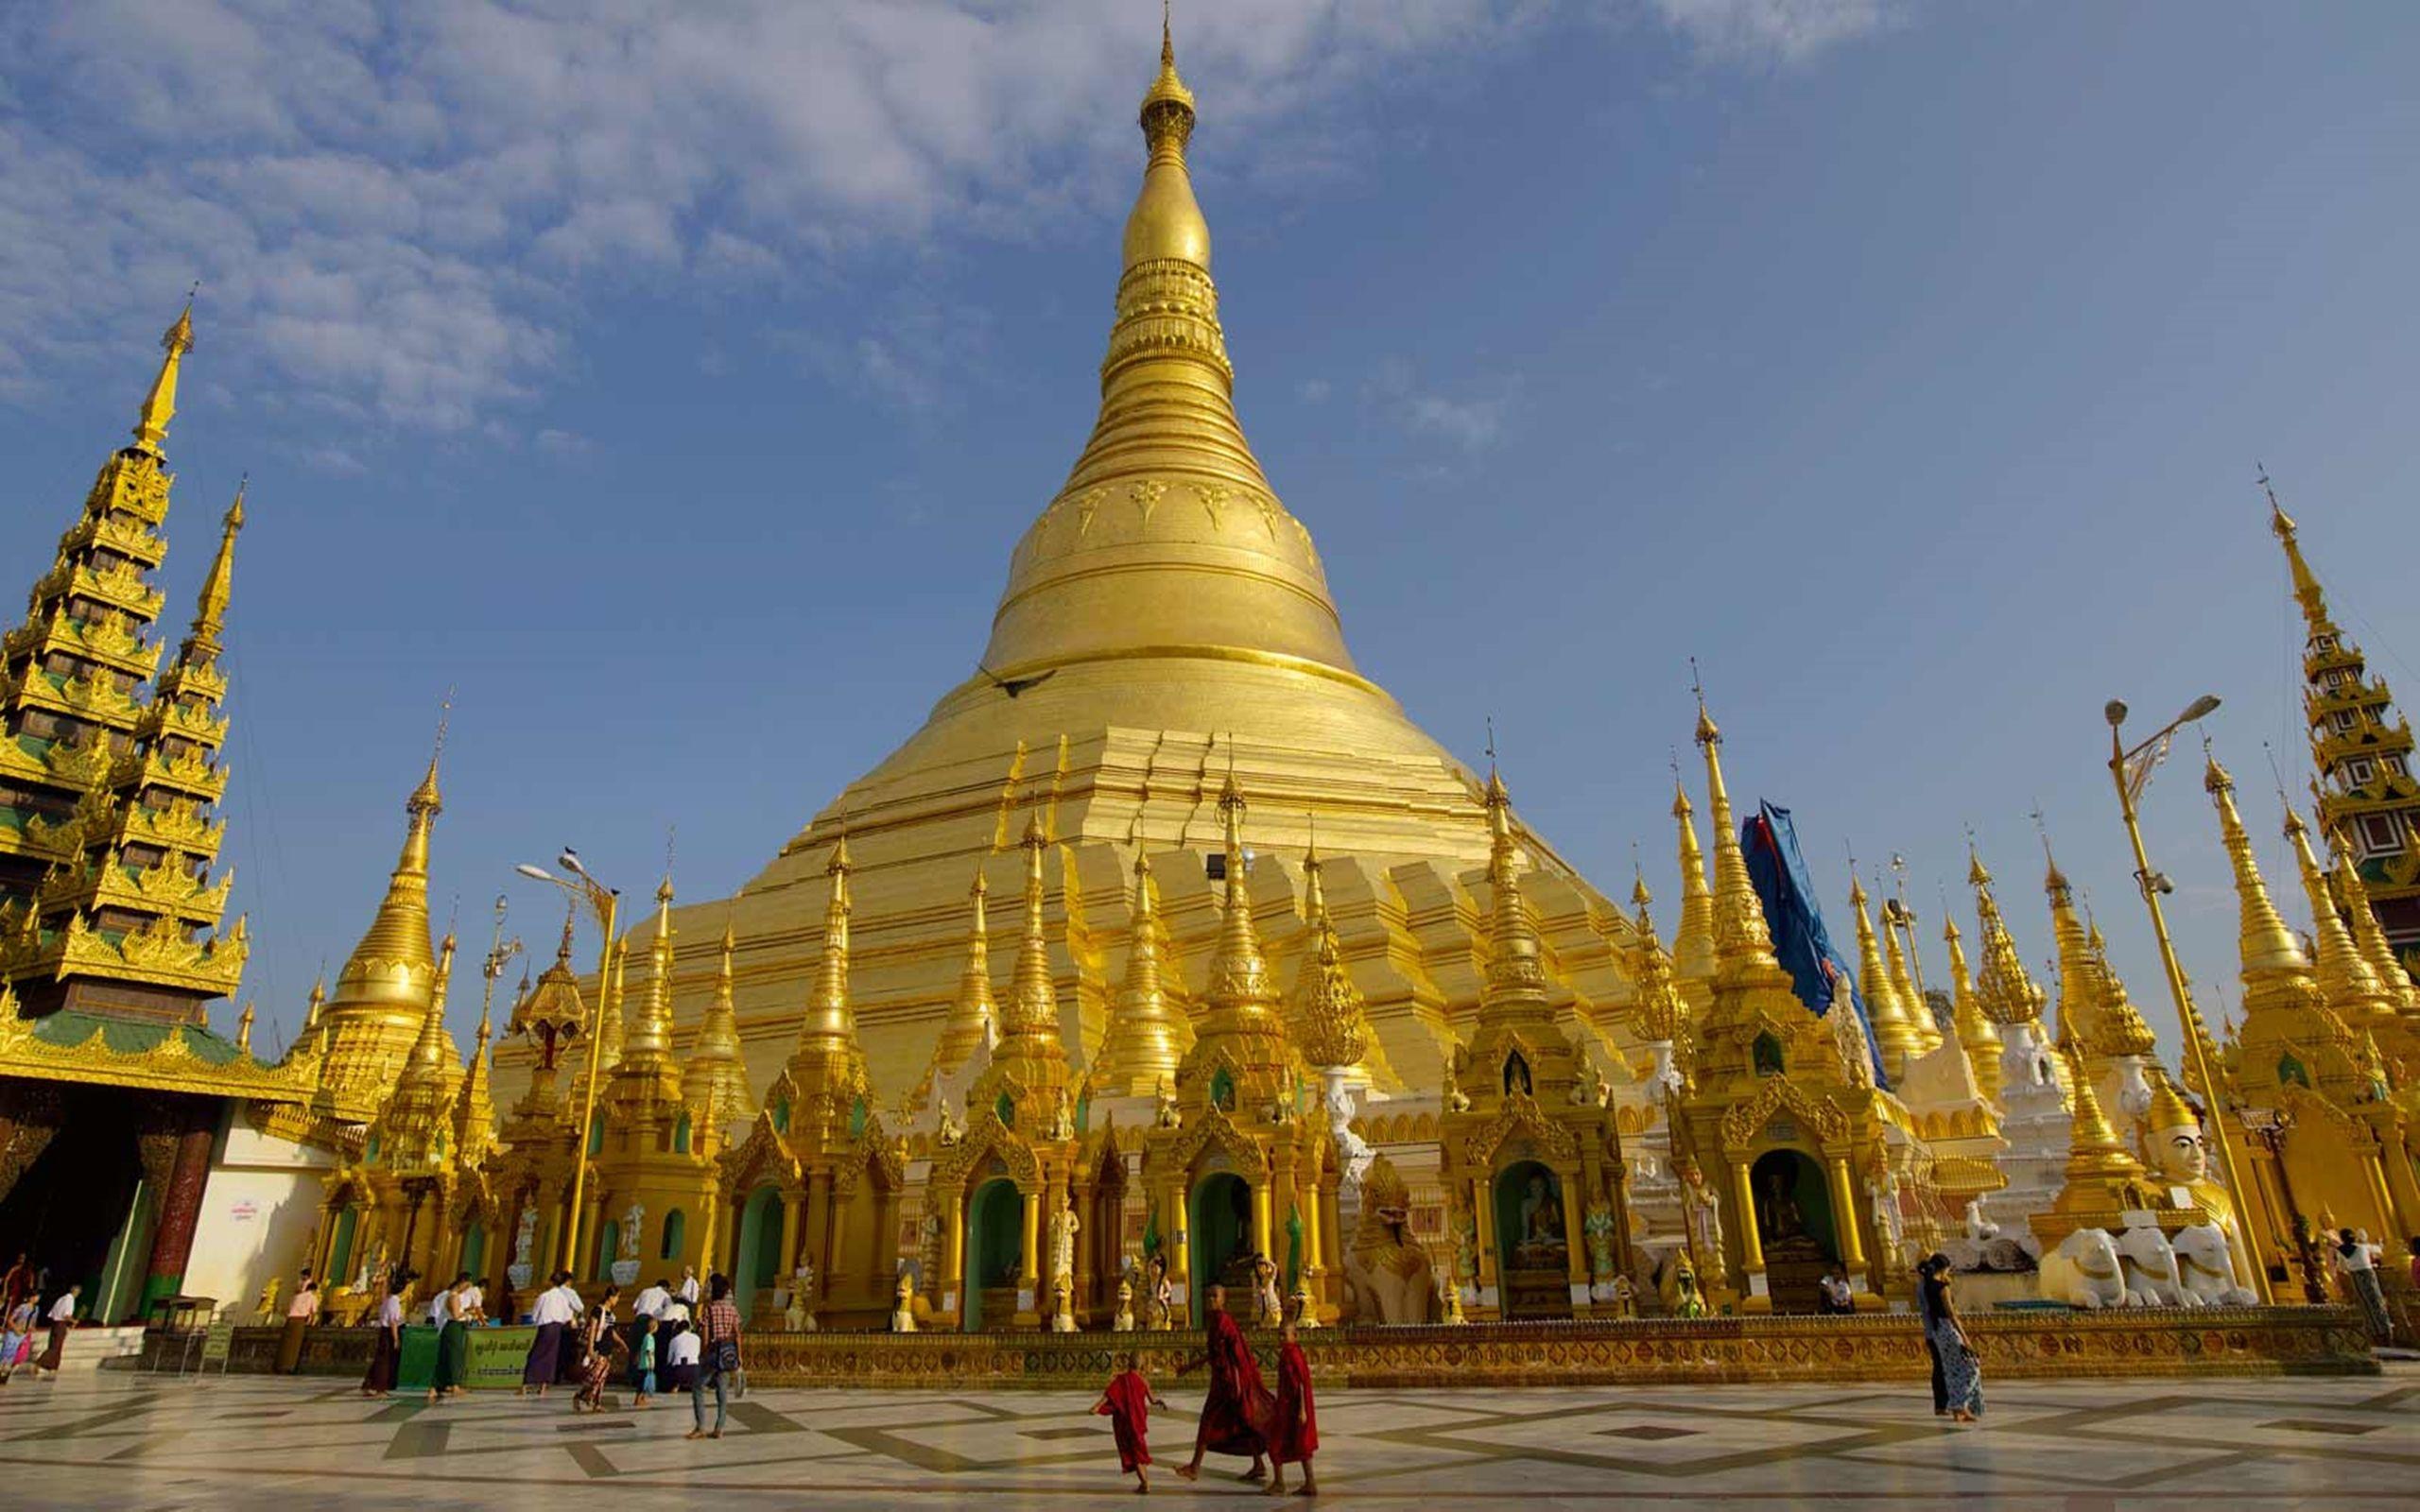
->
(500, 23, 1655, 1218)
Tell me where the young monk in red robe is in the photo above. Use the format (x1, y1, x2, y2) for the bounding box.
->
(1175, 1284, 1274, 1484)
(1265, 1318, 1320, 1497)
(1093, 1351, 1171, 1493)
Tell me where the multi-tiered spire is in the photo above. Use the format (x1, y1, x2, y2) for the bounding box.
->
(2284, 806, 2392, 1032)
(1851, 871, 1924, 1083)
(367, 933, 461, 1171)
(1174, 770, 1293, 1110)
(680, 916, 755, 1145)
(0, 306, 250, 1020)
(602, 873, 686, 1125)
(1942, 916, 2003, 1102)
(1287, 833, 1370, 1074)
(1668, 779, 1717, 1015)
(2267, 479, 2420, 955)
(923, 868, 997, 1098)
(1094, 849, 1187, 1094)
(2205, 750, 2355, 1098)
(986, 803, 1074, 1127)
(1968, 849, 2050, 1035)
(786, 837, 869, 1101)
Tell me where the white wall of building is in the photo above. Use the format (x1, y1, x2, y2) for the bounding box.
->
(182, 1117, 338, 1317)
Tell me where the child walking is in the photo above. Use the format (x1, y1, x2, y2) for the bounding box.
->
(1093, 1351, 1170, 1494)
(1265, 1319, 1319, 1497)
(632, 1316, 659, 1408)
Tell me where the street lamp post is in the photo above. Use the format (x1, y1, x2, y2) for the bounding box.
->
(2104, 696, 2273, 1303)
(516, 850, 620, 1280)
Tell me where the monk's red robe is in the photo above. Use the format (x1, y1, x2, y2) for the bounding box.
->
(1197, 1310, 1274, 1457)
(1095, 1368, 1156, 1470)
(1269, 1340, 1319, 1465)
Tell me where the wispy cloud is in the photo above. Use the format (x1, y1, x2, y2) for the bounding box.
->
(1646, 0, 1906, 65)
(1367, 357, 1519, 454)
(0, 1, 1902, 435)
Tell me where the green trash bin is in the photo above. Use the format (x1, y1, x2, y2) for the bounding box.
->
(396, 1324, 441, 1393)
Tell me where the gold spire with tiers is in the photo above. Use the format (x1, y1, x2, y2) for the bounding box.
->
(1850, 872, 1923, 1083)
(0, 306, 251, 1022)
(1288, 833, 1371, 1074)
(601, 875, 685, 1125)
(2204, 751, 2358, 1098)
(1967, 850, 2049, 1034)
(1174, 773, 1292, 1105)
(1942, 918, 2003, 1103)
(2042, 842, 2157, 1065)
(453, 978, 499, 1168)
(2267, 480, 2420, 953)
(366, 933, 461, 1172)
(1094, 848, 1189, 1093)
(679, 918, 754, 1147)
(919, 868, 997, 1103)
(2032, 1042, 2149, 1246)
(787, 838, 870, 1103)
(314, 730, 446, 1120)
(2331, 819, 2420, 1016)
(1669, 781, 1717, 1015)
(2285, 807, 2391, 1031)
(1631, 881, 1686, 1054)
(992, 807, 1076, 1123)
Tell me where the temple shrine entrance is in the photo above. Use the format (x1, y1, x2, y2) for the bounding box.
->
(1750, 1149, 1837, 1314)
(1491, 1160, 1571, 1320)
(1084, 1149, 1126, 1320)
(1188, 1172, 1253, 1319)
(964, 1178, 1023, 1332)
(734, 1185, 784, 1320)
(0, 1083, 148, 1320)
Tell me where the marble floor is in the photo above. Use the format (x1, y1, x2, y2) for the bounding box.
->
(0, 1366, 2411, 1510)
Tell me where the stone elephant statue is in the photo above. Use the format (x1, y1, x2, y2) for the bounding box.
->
(2038, 1227, 2132, 1309)
(2171, 1223, 2258, 1306)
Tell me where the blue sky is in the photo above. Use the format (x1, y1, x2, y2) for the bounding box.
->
(3, 1, 2416, 1057)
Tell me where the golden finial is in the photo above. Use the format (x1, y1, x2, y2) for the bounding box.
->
(132, 290, 196, 453)
(1850, 866, 1921, 1081)
(175, 476, 247, 665)
(1691, 688, 1778, 975)
(799, 828, 856, 1049)
(235, 1000, 255, 1055)
(409, 691, 451, 817)
(2204, 743, 2309, 977)
(2258, 464, 2334, 634)
(1967, 843, 2048, 1029)
(2282, 795, 2389, 1024)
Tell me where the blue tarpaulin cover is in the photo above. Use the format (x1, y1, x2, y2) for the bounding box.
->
(1741, 799, 1893, 1090)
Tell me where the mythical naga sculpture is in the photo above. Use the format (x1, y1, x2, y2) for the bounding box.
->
(2038, 1227, 2132, 1309)
(1340, 1154, 1436, 1324)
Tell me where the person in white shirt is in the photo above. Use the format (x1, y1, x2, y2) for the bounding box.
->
(364, 1280, 406, 1398)
(521, 1271, 579, 1397)
(633, 1279, 672, 1321)
(458, 1281, 485, 1323)
(678, 1267, 700, 1306)
(35, 1283, 79, 1374)
(663, 1321, 701, 1391)
(2336, 1228, 2391, 1342)
(428, 1286, 455, 1329)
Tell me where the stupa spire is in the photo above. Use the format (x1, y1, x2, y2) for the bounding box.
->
(976, 16, 1352, 686)
(1478, 768, 1553, 1028)
(923, 866, 998, 1095)
(2284, 805, 2390, 1028)
(1851, 870, 1922, 1082)
(452, 966, 499, 1166)
(2204, 751, 2313, 980)
(796, 835, 862, 1058)
(991, 795, 1073, 1114)
(315, 716, 449, 1113)
(173, 481, 244, 669)
(1942, 916, 2003, 1101)
(1632, 887, 1685, 1051)
(1669, 776, 1716, 992)
(623, 873, 680, 1063)
(2264, 469, 2337, 640)
(1097, 848, 1188, 1093)
(1968, 848, 2048, 1032)
(682, 914, 754, 1139)
(1693, 698, 1781, 979)
(2326, 816, 2420, 1017)
(132, 297, 196, 454)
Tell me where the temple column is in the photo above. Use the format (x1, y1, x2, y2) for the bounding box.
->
(579, 1196, 604, 1282)
(139, 1113, 216, 1314)
(1167, 1179, 1192, 1324)
(1016, 1186, 1042, 1324)
(777, 1192, 803, 1304)
(2377, 1134, 2420, 1261)
(1474, 1173, 1502, 1307)
(824, 1187, 851, 1312)
(942, 1187, 966, 1315)
(1070, 1173, 1096, 1319)
(1318, 1177, 1345, 1318)
(1731, 1160, 1766, 1274)
(1252, 1180, 1273, 1267)
(1827, 1158, 1868, 1272)
(1559, 1163, 1592, 1313)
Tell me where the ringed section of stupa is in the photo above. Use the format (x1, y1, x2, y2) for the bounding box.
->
(491, 28, 1654, 1125)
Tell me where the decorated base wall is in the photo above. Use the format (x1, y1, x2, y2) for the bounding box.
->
(143, 1306, 2373, 1387)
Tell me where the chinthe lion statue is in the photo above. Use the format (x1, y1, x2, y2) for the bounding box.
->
(1340, 1154, 1436, 1325)
(2038, 1227, 2133, 1309)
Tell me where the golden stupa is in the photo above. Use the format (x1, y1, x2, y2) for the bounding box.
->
(497, 23, 1646, 1122)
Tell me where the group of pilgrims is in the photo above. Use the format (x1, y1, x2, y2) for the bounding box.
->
(354, 1265, 719, 1416)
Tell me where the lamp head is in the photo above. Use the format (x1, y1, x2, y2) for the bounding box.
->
(558, 848, 585, 877)
(514, 864, 555, 883)
(493, 894, 509, 918)
(2104, 699, 2129, 729)
(2182, 694, 2222, 723)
